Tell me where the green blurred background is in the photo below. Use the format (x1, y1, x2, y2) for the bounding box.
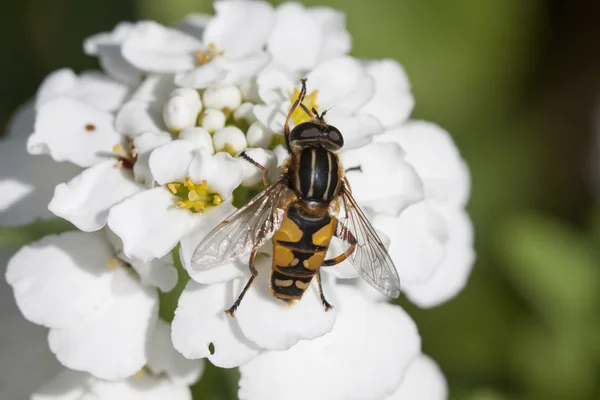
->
(2, 1, 600, 399)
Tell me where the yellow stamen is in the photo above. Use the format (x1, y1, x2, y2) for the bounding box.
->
(167, 183, 181, 195)
(106, 258, 120, 270)
(170, 176, 224, 213)
(134, 369, 146, 381)
(195, 43, 224, 65)
(291, 88, 320, 125)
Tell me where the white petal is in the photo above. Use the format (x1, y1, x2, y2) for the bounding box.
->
(148, 319, 204, 385)
(84, 22, 141, 86)
(256, 65, 297, 104)
(48, 160, 143, 232)
(267, 3, 321, 70)
(238, 286, 421, 400)
(219, 53, 272, 85)
(377, 121, 471, 207)
(29, 97, 122, 167)
(35, 69, 78, 110)
(36, 69, 130, 112)
(188, 150, 244, 199)
(235, 258, 337, 351)
(84, 22, 133, 55)
(327, 112, 383, 149)
(115, 100, 165, 137)
(174, 59, 228, 89)
(342, 142, 424, 216)
(6, 231, 115, 329)
(47, 266, 157, 380)
(130, 74, 177, 103)
(178, 201, 242, 283)
(7, 100, 35, 139)
(179, 127, 214, 154)
(106, 229, 178, 292)
(176, 54, 270, 89)
(362, 60, 414, 129)
(385, 354, 448, 400)
(363, 77, 410, 130)
(309, 7, 351, 62)
(107, 187, 199, 262)
(403, 205, 475, 308)
(171, 280, 260, 367)
(372, 201, 449, 284)
(0, 139, 80, 226)
(306, 56, 374, 113)
(130, 255, 178, 293)
(253, 103, 286, 133)
(132, 131, 173, 186)
(149, 140, 197, 185)
(204, 0, 274, 59)
(175, 13, 210, 39)
(0, 249, 61, 400)
(122, 21, 202, 73)
(33, 369, 192, 400)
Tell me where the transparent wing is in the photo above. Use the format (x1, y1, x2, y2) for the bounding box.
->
(334, 188, 402, 298)
(191, 177, 290, 270)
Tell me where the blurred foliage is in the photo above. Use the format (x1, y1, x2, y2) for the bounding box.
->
(2, 0, 600, 399)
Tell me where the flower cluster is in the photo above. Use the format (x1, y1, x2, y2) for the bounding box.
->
(0, 1, 473, 399)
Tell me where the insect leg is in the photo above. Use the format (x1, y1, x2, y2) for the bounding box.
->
(345, 166, 362, 173)
(316, 270, 333, 311)
(284, 78, 308, 152)
(322, 228, 357, 266)
(239, 151, 269, 187)
(225, 247, 259, 318)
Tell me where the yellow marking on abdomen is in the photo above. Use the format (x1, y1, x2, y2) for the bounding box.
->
(295, 280, 310, 290)
(273, 243, 296, 267)
(273, 215, 304, 243)
(303, 251, 326, 271)
(274, 279, 294, 287)
(312, 217, 336, 246)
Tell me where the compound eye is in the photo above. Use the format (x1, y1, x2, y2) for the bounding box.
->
(327, 126, 344, 148)
(290, 122, 321, 144)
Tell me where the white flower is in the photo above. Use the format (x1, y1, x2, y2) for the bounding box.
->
(0, 138, 80, 226)
(374, 121, 475, 306)
(32, 369, 192, 400)
(107, 145, 243, 262)
(237, 285, 421, 400)
(253, 56, 411, 149)
(0, 249, 60, 399)
(266, 2, 351, 71)
(4, 230, 197, 380)
(3, 2, 475, 399)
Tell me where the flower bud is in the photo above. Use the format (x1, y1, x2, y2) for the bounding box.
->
(239, 81, 261, 103)
(213, 126, 247, 156)
(199, 109, 226, 133)
(246, 121, 274, 149)
(233, 102, 257, 125)
(179, 127, 215, 154)
(240, 148, 278, 187)
(202, 85, 242, 112)
(162, 88, 202, 133)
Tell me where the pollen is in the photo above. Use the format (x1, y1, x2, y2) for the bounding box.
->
(112, 140, 137, 170)
(106, 258, 120, 270)
(168, 176, 224, 214)
(291, 88, 319, 125)
(195, 43, 223, 65)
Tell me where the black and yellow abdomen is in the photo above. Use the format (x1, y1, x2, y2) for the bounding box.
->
(270, 202, 336, 302)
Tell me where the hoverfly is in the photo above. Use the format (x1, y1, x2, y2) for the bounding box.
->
(192, 79, 401, 317)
